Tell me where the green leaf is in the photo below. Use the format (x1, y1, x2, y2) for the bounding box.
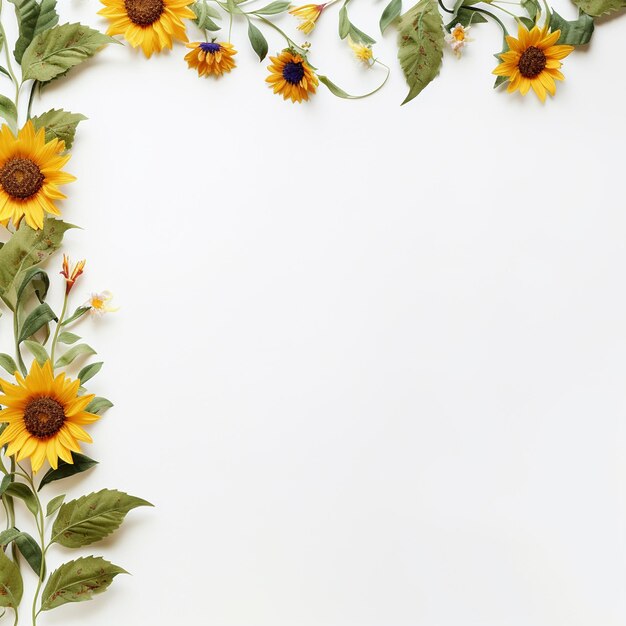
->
(57, 331, 80, 344)
(60, 305, 89, 326)
(0, 218, 74, 311)
(0, 549, 23, 608)
(397, 0, 444, 104)
(0, 475, 12, 496)
(0, 95, 17, 132)
(380, 0, 402, 33)
(14, 532, 43, 575)
(38, 453, 98, 490)
(445, 7, 486, 29)
(54, 343, 96, 368)
(5, 483, 39, 516)
(41, 557, 127, 611)
(550, 10, 594, 44)
(52, 489, 153, 548)
(0, 354, 18, 375)
(16, 267, 49, 307)
(23, 340, 50, 365)
(85, 397, 113, 414)
(571, 0, 625, 15)
(339, 6, 350, 38)
(348, 23, 376, 45)
(21, 23, 117, 82)
(46, 494, 66, 517)
(247, 21, 268, 61)
(31, 109, 86, 150)
(192, 0, 221, 30)
(253, 0, 290, 14)
(18, 303, 57, 344)
(9, 0, 59, 63)
(521, 0, 541, 20)
(77, 361, 102, 384)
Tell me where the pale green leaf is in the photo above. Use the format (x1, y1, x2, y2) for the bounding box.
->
(46, 494, 65, 517)
(253, 1, 291, 14)
(380, 0, 402, 33)
(57, 331, 80, 344)
(550, 10, 594, 44)
(23, 339, 49, 365)
(9, 0, 59, 63)
(571, 0, 625, 15)
(54, 343, 96, 368)
(41, 557, 126, 611)
(85, 397, 113, 414)
(77, 361, 102, 384)
(4, 483, 39, 516)
(52, 489, 153, 548)
(0, 95, 17, 132)
(31, 109, 86, 149)
(0, 549, 23, 608)
(0, 354, 18, 375)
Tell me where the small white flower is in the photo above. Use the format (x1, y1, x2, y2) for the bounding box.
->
(87, 291, 118, 316)
(445, 23, 472, 58)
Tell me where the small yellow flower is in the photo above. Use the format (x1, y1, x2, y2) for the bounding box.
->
(61, 255, 85, 294)
(185, 41, 237, 77)
(288, 4, 325, 34)
(348, 36, 373, 65)
(493, 24, 574, 102)
(266, 49, 318, 103)
(87, 291, 118, 316)
(445, 23, 472, 57)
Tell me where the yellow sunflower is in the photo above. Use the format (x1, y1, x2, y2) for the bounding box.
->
(0, 360, 99, 473)
(99, 0, 195, 58)
(185, 41, 237, 77)
(493, 24, 574, 102)
(266, 50, 318, 103)
(0, 122, 75, 231)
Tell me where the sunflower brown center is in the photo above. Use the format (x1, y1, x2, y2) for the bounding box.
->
(124, 0, 165, 26)
(0, 157, 44, 199)
(518, 46, 546, 79)
(23, 397, 66, 439)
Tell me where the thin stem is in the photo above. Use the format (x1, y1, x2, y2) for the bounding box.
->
(50, 292, 69, 369)
(438, 0, 454, 13)
(467, 6, 508, 35)
(254, 15, 308, 55)
(22, 470, 45, 626)
(0, 1, 20, 115)
(26, 81, 38, 120)
(491, 2, 521, 19)
(13, 307, 27, 377)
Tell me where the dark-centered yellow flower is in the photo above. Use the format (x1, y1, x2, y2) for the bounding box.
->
(99, 0, 195, 58)
(493, 24, 574, 102)
(185, 41, 237, 77)
(0, 361, 100, 473)
(266, 50, 318, 103)
(0, 121, 75, 230)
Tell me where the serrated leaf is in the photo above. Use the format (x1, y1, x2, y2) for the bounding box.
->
(0, 549, 23, 608)
(18, 303, 57, 343)
(0, 354, 18, 375)
(54, 343, 96, 368)
(0, 219, 74, 311)
(77, 361, 102, 384)
(5, 483, 39, 516)
(0, 96, 17, 132)
(571, 0, 625, 15)
(31, 109, 86, 149)
(247, 21, 268, 61)
(550, 10, 594, 44)
(84, 397, 113, 414)
(41, 556, 126, 611)
(21, 23, 117, 82)
(38, 453, 98, 490)
(380, 0, 402, 33)
(57, 331, 80, 344)
(9, 0, 59, 63)
(52, 489, 153, 548)
(397, 0, 444, 104)
(23, 339, 49, 365)
(253, 1, 291, 14)
(46, 494, 65, 517)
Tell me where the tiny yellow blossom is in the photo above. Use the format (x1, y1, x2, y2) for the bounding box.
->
(87, 291, 118, 316)
(288, 3, 325, 34)
(348, 36, 374, 65)
(445, 23, 472, 57)
(60, 255, 86, 294)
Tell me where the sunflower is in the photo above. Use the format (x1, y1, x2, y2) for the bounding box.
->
(0, 122, 75, 231)
(0, 360, 99, 473)
(493, 24, 574, 102)
(266, 50, 318, 103)
(185, 41, 237, 77)
(288, 4, 324, 34)
(99, 0, 195, 58)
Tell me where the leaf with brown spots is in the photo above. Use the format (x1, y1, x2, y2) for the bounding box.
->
(41, 556, 127, 611)
(51, 489, 153, 548)
(0, 548, 23, 609)
(397, 0, 444, 104)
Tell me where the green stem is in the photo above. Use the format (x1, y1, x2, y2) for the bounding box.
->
(50, 292, 69, 369)
(254, 15, 308, 55)
(26, 81, 38, 120)
(0, 0, 20, 117)
(13, 307, 27, 377)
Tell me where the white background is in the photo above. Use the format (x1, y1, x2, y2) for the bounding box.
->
(1, 0, 626, 624)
